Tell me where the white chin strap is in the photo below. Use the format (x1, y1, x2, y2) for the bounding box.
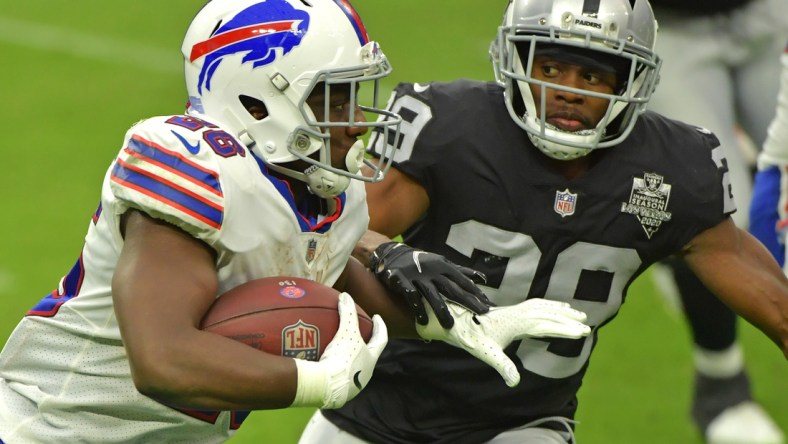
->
(303, 140, 365, 199)
(305, 169, 350, 199)
(525, 118, 599, 160)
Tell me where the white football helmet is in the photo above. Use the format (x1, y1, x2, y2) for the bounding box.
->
(182, 0, 401, 198)
(490, 0, 662, 160)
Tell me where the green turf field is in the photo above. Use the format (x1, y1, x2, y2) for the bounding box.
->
(1, 1, 785, 443)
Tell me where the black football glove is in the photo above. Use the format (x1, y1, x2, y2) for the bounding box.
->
(369, 242, 492, 328)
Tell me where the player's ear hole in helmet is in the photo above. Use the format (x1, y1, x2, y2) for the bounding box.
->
(240, 95, 268, 121)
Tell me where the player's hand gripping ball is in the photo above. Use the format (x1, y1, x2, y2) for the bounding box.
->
(200, 277, 374, 361)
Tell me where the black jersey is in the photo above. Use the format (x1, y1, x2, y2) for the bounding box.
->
(324, 80, 734, 443)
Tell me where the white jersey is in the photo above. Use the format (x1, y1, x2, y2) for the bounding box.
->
(758, 49, 788, 168)
(0, 114, 368, 443)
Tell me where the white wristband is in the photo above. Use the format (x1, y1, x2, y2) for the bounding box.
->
(290, 358, 326, 407)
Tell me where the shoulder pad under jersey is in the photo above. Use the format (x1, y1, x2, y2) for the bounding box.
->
(108, 115, 252, 245)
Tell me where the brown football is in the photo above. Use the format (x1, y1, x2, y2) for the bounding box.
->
(200, 276, 373, 361)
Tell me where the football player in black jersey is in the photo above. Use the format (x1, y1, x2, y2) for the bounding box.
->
(298, 0, 788, 443)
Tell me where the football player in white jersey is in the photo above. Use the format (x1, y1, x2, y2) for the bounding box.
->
(302, 0, 788, 443)
(0, 1, 592, 443)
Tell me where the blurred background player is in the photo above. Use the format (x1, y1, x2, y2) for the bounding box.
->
(647, 1, 787, 441)
(751, 40, 788, 273)
(299, 0, 788, 442)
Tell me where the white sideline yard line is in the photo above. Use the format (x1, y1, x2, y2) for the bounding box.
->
(0, 16, 180, 75)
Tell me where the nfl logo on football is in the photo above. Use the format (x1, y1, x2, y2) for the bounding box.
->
(282, 320, 320, 360)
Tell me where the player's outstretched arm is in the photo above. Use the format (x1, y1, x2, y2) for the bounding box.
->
(337, 256, 420, 338)
(344, 240, 591, 387)
(682, 217, 788, 358)
(290, 293, 387, 409)
(357, 165, 493, 329)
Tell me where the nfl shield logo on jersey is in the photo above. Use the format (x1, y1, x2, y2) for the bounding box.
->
(554, 189, 577, 218)
(282, 320, 320, 361)
(305, 238, 318, 263)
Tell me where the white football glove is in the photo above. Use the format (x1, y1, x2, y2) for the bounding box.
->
(416, 298, 591, 388)
(290, 292, 388, 409)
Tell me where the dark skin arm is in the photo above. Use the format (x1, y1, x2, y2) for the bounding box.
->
(680, 217, 788, 358)
(353, 165, 429, 264)
(334, 255, 417, 339)
(113, 209, 298, 410)
(114, 209, 416, 410)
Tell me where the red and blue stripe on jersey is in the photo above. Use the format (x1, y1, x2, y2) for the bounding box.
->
(173, 408, 250, 431)
(27, 254, 85, 317)
(252, 154, 344, 233)
(111, 135, 224, 230)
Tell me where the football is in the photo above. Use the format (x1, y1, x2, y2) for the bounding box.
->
(200, 276, 374, 361)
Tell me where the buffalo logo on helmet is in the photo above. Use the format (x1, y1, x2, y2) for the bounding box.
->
(189, 0, 311, 93)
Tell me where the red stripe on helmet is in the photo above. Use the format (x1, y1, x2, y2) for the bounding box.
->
(334, 0, 369, 44)
(190, 20, 298, 62)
